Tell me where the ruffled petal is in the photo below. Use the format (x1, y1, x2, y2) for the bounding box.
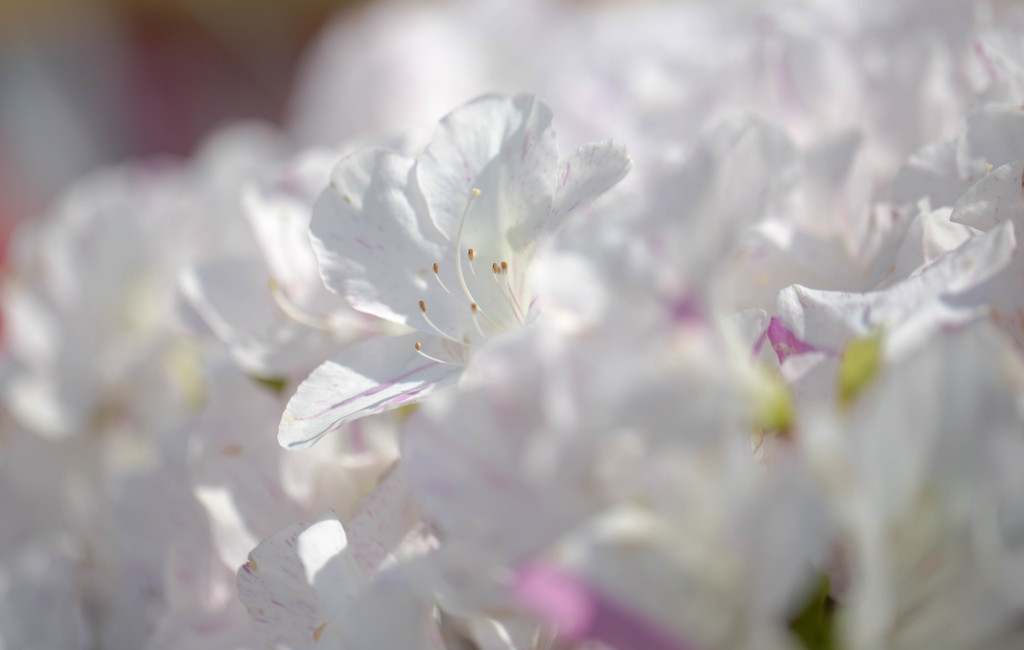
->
(415, 93, 559, 251)
(279, 333, 460, 449)
(180, 257, 344, 377)
(310, 149, 483, 342)
(548, 139, 632, 233)
(951, 160, 1024, 231)
(236, 521, 329, 650)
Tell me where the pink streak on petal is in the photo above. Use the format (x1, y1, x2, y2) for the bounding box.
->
(669, 294, 703, 324)
(767, 317, 817, 364)
(974, 41, 999, 81)
(752, 325, 770, 357)
(373, 385, 433, 412)
(306, 364, 436, 419)
(513, 562, 697, 650)
(514, 562, 594, 639)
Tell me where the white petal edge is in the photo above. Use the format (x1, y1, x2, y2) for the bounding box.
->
(279, 333, 460, 449)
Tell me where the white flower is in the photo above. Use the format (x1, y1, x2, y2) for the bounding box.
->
(278, 93, 630, 449)
(0, 161, 192, 438)
(0, 536, 90, 650)
(400, 323, 827, 650)
(761, 216, 1015, 389)
(180, 146, 384, 380)
(190, 361, 400, 573)
(236, 469, 434, 649)
(798, 323, 1024, 650)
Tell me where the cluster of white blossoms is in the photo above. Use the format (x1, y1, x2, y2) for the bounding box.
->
(8, 0, 1024, 649)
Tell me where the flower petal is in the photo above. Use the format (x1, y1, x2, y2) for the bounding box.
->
(891, 139, 965, 208)
(548, 139, 632, 232)
(415, 93, 559, 251)
(311, 468, 422, 622)
(958, 104, 1024, 177)
(279, 333, 460, 449)
(310, 148, 455, 332)
(243, 147, 341, 306)
(773, 220, 1016, 353)
(180, 257, 344, 377)
(236, 521, 328, 650)
(514, 561, 695, 650)
(951, 160, 1024, 231)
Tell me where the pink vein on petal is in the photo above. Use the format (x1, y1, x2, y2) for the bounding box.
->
(752, 325, 770, 357)
(304, 363, 437, 420)
(767, 317, 817, 364)
(513, 562, 696, 650)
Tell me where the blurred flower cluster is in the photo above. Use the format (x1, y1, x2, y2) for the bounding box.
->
(7, 0, 1024, 649)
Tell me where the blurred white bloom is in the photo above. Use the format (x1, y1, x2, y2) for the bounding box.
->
(236, 469, 434, 649)
(1, 161, 192, 439)
(400, 321, 826, 650)
(191, 361, 401, 572)
(181, 147, 384, 380)
(798, 323, 1024, 650)
(9, 1, 1024, 649)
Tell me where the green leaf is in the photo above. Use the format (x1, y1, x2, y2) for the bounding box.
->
(789, 575, 838, 650)
(251, 375, 289, 396)
(838, 332, 884, 410)
(395, 403, 419, 423)
(753, 365, 795, 434)
(167, 339, 207, 411)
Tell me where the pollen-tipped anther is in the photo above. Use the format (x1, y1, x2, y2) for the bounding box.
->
(492, 262, 499, 274)
(500, 261, 508, 273)
(468, 248, 475, 261)
(418, 299, 467, 345)
(432, 262, 452, 293)
(414, 340, 458, 365)
(470, 302, 488, 338)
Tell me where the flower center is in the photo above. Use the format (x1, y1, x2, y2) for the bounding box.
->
(414, 188, 533, 365)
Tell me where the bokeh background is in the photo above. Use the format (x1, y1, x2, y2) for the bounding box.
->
(0, 0, 366, 241)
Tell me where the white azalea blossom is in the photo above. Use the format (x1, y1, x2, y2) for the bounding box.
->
(181, 143, 417, 381)
(799, 323, 1024, 650)
(236, 468, 437, 649)
(0, 161, 194, 439)
(277, 93, 630, 449)
(399, 319, 827, 650)
(12, 1, 1024, 649)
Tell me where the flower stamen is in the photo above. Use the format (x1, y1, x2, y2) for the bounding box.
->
(451, 188, 506, 331)
(269, 279, 334, 331)
(418, 299, 467, 345)
(414, 341, 458, 365)
(492, 262, 525, 324)
(465, 256, 508, 328)
(432, 262, 452, 294)
(470, 303, 490, 338)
